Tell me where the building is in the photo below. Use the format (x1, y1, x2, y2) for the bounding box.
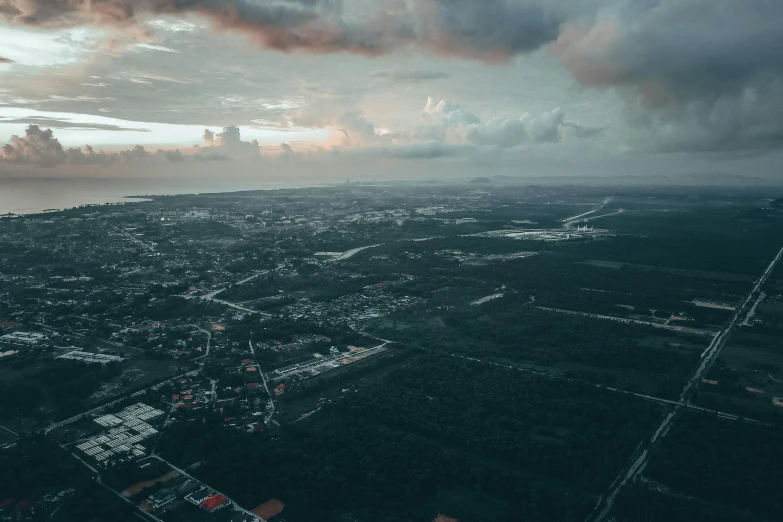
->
(200, 494, 228, 512)
(57, 350, 124, 364)
(76, 403, 164, 465)
(0, 331, 46, 347)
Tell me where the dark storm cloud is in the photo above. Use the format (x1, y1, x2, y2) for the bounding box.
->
(553, 0, 783, 152)
(0, 117, 149, 132)
(0, 0, 562, 61)
(413, 0, 561, 61)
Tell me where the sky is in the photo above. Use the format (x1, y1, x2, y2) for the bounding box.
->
(1, 0, 783, 184)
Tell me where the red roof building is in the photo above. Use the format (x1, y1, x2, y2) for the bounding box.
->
(247, 382, 260, 388)
(200, 494, 228, 511)
(242, 359, 252, 365)
(172, 394, 180, 400)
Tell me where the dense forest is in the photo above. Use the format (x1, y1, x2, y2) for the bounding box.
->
(158, 355, 664, 522)
(645, 411, 783, 519)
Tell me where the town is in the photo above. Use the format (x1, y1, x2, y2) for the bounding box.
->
(3, 183, 783, 522)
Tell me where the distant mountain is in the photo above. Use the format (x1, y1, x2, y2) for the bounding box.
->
(468, 177, 493, 184)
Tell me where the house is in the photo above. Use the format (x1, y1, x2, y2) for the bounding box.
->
(186, 488, 211, 505)
(200, 494, 228, 512)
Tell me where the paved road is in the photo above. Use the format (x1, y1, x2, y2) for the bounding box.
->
(186, 271, 276, 318)
(535, 306, 717, 337)
(148, 455, 259, 520)
(449, 353, 771, 427)
(44, 368, 200, 434)
(67, 448, 165, 522)
(190, 324, 212, 362)
(586, 243, 783, 522)
(331, 244, 382, 261)
(562, 197, 613, 224)
(249, 339, 276, 423)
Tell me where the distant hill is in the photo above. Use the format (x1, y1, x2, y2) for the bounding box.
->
(468, 177, 493, 184)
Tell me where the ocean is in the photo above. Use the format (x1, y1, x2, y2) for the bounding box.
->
(0, 177, 322, 216)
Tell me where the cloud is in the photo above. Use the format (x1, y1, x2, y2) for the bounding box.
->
(1, 125, 67, 166)
(194, 125, 261, 160)
(279, 142, 297, 160)
(0, 117, 149, 132)
(0, 0, 562, 61)
(552, 0, 783, 152)
(0, 124, 254, 166)
(0, 57, 14, 63)
(0, 124, 161, 166)
(415, 97, 600, 147)
(376, 141, 464, 159)
(367, 69, 450, 82)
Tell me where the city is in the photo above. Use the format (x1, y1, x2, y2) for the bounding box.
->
(2, 183, 783, 521)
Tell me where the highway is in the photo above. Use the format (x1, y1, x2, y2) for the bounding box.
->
(189, 271, 276, 318)
(586, 243, 783, 522)
(331, 244, 382, 261)
(561, 197, 613, 224)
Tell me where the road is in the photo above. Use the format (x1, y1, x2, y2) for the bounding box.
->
(249, 339, 276, 423)
(742, 291, 766, 326)
(189, 271, 276, 318)
(67, 448, 164, 522)
(561, 197, 613, 224)
(535, 306, 717, 337)
(0, 422, 19, 443)
(114, 227, 156, 252)
(147, 455, 259, 520)
(586, 243, 783, 522)
(565, 209, 625, 229)
(330, 244, 382, 261)
(44, 367, 200, 434)
(449, 353, 771, 426)
(190, 324, 212, 362)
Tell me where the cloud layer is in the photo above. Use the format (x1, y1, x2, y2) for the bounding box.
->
(0, 0, 562, 61)
(552, 0, 783, 152)
(0, 97, 599, 168)
(415, 97, 600, 147)
(0, 124, 261, 166)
